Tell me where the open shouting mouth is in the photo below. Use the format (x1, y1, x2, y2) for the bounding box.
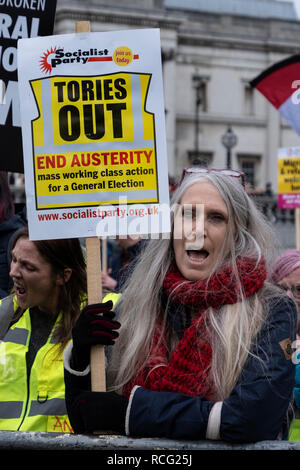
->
(186, 248, 209, 263)
(15, 284, 26, 298)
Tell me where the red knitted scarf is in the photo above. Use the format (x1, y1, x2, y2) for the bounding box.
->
(123, 257, 266, 400)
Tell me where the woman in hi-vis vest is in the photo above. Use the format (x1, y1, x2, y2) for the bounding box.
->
(0, 226, 88, 433)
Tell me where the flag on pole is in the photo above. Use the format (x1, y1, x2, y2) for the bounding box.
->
(250, 55, 300, 136)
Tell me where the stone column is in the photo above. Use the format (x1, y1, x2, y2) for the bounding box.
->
(162, 48, 176, 177)
(265, 102, 281, 187)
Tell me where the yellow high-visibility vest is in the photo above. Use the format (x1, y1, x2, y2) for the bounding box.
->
(102, 292, 121, 306)
(0, 299, 72, 433)
(289, 406, 300, 441)
(289, 419, 300, 440)
(0, 291, 121, 432)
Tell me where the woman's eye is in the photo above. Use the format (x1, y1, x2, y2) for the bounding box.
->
(26, 266, 36, 272)
(209, 213, 226, 222)
(23, 263, 36, 272)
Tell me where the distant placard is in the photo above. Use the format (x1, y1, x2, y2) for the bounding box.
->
(18, 28, 170, 240)
(278, 147, 300, 209)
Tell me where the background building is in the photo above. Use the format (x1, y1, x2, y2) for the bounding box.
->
(54, 0, 300, 193)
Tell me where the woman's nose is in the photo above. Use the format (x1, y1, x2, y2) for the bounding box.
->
(9, 262, 20, 278)
(186, 214, 206, 248)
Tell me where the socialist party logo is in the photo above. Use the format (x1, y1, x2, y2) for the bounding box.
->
(40, 46, 139, 74)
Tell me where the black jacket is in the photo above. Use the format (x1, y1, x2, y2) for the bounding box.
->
(64, 296, 297, 442)
(126, 297, 297, 442)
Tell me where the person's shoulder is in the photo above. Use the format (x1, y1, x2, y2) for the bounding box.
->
(0, 293, 18, 309)
(0, 213, 26, 233)
(0, 215, 26, 253)
(0, 294, 18, 339)
(264, 295, 297, 332)
(267, 295, 297, 315)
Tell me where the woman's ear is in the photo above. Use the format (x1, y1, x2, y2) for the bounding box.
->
(63, 268, 72, 283)
(56, 268, 72, 286)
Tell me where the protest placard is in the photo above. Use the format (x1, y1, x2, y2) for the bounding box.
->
(18, 28, 170, 240)
(278, 147, 300, 249)
(0, 0, 57, 172)
(18, 25, 170, 394)
(278, 147, 300, 209)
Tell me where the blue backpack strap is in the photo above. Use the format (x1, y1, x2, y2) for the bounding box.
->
(0, 294, 16, 340)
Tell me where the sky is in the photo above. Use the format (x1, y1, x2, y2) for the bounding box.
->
(280, 0, 300, 17)
(294, 0, 300, 17)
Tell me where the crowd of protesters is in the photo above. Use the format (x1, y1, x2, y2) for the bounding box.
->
(0, 169, 300, 443)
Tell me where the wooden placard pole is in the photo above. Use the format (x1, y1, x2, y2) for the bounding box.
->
(75, 21, 91, 33)
(85, 237, 106, 392)
(76, 20, 106, 393)
(101, 237, 107, 274)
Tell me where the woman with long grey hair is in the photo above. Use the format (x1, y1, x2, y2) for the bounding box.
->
(64, 168, 297, 442)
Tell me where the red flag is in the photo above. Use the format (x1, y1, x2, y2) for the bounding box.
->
(250, 55, 300, 135)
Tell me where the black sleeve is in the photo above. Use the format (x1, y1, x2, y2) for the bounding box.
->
(220, 296, 297, 442)
(127, 297, 297, 442)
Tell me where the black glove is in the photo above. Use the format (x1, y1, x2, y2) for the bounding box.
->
(69, 390, 128, 434)
(71, 300, 121, 370)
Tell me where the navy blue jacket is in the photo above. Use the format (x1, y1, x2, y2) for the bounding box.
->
(126, 297, 297, 442)
(64, 296, 297, 442)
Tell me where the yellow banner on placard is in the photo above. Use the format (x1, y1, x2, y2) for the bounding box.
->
(51, 75, 134, 145)
(34, 149, 157, 208)
(30, 72, 158, 209)
(278, 157, 300, 193)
